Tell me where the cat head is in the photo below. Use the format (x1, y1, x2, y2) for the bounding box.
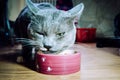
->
(24, 0, 84, 53)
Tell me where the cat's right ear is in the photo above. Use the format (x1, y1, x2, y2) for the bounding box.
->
(67, 3, 84, 20)
(26, 0, 39, 15)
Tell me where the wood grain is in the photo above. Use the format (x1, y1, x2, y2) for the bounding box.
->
(0, 43, 120, 80)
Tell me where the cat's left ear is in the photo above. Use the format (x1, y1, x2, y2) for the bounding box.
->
(26, 0, 40, 15)
(67, 3, 84, 20)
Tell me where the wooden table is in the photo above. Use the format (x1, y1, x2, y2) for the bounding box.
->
(0, 43, 120, 80)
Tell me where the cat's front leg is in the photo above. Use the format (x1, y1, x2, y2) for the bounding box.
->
(118, 49, 120, 56)
(22, 46, 47, 62)
(16, 46, 37, 63)
(21, 46, 36, 63)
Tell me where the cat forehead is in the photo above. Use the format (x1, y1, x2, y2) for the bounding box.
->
(36, 9, 71, 18)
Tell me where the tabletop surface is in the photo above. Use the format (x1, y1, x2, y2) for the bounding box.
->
(0, 43, 120, 80)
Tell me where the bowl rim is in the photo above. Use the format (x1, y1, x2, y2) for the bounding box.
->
(37, 52, 80, 57)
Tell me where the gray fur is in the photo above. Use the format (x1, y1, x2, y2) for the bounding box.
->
(14, 0, 84, 55)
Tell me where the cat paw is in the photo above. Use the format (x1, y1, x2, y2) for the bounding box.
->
(16, 56, 24, 63)
(118, 49, 120, 56)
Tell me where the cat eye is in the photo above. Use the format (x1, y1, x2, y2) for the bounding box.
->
(56, 32, 65, 37)
(36, 31, 45, 36)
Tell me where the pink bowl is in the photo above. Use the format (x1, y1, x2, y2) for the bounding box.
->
(36, 52, 81, 75)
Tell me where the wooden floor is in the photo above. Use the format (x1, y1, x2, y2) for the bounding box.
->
(0, 43, 120, 80)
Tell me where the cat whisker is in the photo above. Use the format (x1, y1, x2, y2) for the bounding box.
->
(15, 38, 38, 46)
(16, 38, 48, 51)
(15, 38, 33, 42)
(22, 43, 36, 47)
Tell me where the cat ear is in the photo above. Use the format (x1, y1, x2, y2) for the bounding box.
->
(67, 3, 84, 20)
(26, 0, 39, 15)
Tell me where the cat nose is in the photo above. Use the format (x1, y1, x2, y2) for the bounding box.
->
(44, 45, 52, 51)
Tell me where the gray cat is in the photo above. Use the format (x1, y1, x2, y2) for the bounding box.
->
(14, 0, 84, 62)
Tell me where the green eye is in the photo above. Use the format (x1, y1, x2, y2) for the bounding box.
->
(36, 31, 44, 35)
(56, 32, 65, 37)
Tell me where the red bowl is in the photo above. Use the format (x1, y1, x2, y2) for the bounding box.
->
(76, 28, 96, 42)
(36, 52, 81, 75)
